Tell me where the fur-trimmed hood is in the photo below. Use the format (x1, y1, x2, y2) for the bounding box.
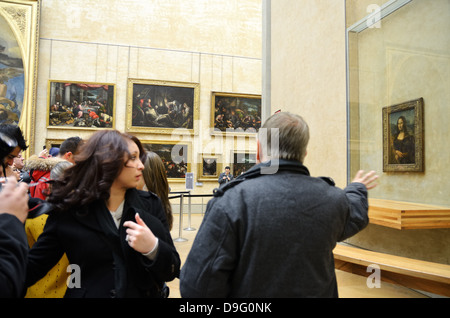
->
(23, 155, 65, 172)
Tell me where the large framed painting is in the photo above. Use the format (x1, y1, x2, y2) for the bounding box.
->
(126, 78, 199, 135)
(47, 80, 115, 129)
(0, 0, 40, 156)
(141, 140, 191, 182)
(231, 150, 256, 177)
(211, 92, 261, 135)
(197, 153, 222, 181)
(383, 98, 424, 172)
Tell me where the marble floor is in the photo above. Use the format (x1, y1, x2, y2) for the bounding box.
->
(167, 213, 430, 298)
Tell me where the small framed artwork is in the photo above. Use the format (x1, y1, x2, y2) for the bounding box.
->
(126, 78, 199, 135)
(197, 153, 222, 181)
(231, 150, 257, 177)
(47, 80, 115, 129)
(45, 139, 64, 150)
(141, 140, 191, 182)
(382, 98, 424, 172)
(211, 92, 262, 135)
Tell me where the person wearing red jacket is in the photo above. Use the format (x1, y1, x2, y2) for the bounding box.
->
(24, 155, 64, 200)
(24, 137, 82, 200)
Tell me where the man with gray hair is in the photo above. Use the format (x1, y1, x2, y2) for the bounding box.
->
(180, 112, 378, 297)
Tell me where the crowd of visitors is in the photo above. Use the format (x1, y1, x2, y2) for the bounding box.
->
(0, 111, 378, 298)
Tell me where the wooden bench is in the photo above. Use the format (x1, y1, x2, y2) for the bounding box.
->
(333, 244, 450, 297)
(368, 198, 450, 230)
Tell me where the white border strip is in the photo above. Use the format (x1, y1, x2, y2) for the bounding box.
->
(347, 0, 412, 33)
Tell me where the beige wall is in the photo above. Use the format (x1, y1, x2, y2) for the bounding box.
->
(269, 0, 348, 187)
(35, 0, 262, 195)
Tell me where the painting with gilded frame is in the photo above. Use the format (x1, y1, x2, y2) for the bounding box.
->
(211, 92, 261, 135)
(47, 80, 115, 129)
(126, 78, 199, 135)
(0, 0, 40, 156)
(197, 153, 222, 181)
(141, 140, 191, 182)
(383, 98, 424, 172)
(45, 138, 64, 150)
(231, 150, 256, 177)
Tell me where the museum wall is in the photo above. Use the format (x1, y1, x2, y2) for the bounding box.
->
(34, 0, 262, 196)
(269, 0, 450, 265)
(346, 0, 450, 264)
(269, 0, 348, 188)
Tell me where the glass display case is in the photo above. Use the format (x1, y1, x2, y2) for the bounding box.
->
(346, 0, 450, 228)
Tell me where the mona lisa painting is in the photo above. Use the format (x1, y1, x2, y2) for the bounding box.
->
(383, 98, 424, 172)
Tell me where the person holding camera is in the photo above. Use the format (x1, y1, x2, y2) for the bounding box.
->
(0, 124, 30, 297)
(0, 124, 28, 179)
(218, 166, 233, 186)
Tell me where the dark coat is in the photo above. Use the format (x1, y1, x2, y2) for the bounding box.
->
(0, 214, 28, 298)
(26, 189, 180, 298)
(180, 159, 369, 298)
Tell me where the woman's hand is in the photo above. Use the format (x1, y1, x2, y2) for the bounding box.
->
(123, 213, 157, 254)
(395, 150, 405, 159)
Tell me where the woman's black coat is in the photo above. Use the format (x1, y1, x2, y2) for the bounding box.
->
(26, 189, 180, 298)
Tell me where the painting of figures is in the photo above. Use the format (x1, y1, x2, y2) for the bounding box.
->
(211, 92, 261, 134)
(127, 79, 199, 134)
(47, 81, 115, 129)
(0, 14, 24, 125)
(142, 141, 190, 181)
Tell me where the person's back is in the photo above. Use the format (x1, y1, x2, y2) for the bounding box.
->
(181, 160, 370, 297)
(180, 112, 378, 297)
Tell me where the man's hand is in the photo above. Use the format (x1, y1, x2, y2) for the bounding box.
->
(352, 170, 378, 190)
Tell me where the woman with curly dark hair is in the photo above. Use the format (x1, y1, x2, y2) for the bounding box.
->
(26, 129, 180, 298)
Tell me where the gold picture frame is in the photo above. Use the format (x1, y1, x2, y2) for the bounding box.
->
(383, 98, 424, 172)
(141, 140, 191, 183)
(211, 92, 261, 135)
(231, 149, 257, 177)
(197, 153, 222, 181)
(45, 138, 64, 150)
(47, 80, 116, 130)
(0, 0, 40, 157)
(126, 78, 199, 135)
